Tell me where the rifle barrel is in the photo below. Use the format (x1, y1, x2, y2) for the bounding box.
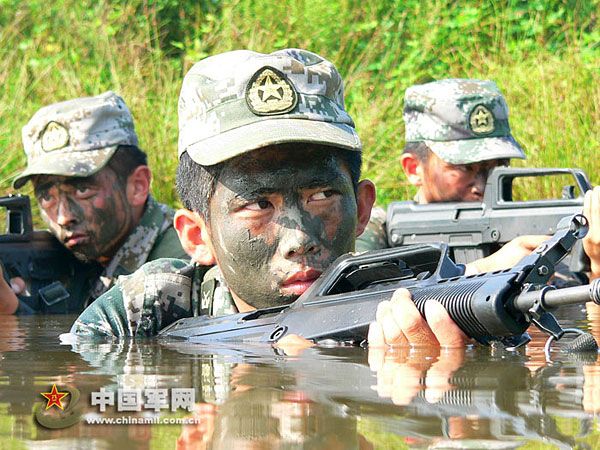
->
(513, 279, 600, 312)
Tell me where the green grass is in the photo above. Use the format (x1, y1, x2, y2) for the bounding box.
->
(0, 0, 598, 221)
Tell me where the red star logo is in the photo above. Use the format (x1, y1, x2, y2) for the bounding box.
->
(41, 384, 69, 410)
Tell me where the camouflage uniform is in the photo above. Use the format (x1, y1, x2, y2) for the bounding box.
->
(73, 195, 187, 308)
(356, 79, 525, 252)
(354, 206, 388, 253)
(71, 261, 228, 337)
(12, 92, 188, 314)
(71, 48, 361, 337)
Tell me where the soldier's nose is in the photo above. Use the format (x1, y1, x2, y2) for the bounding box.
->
(471, 170, 488, 197)
(285, 241, 318, 258)
(56, 199, 77, 227)
(278, 225, 319, 259)
(470, 184, 484, 200)
(282, 233, 319, 258)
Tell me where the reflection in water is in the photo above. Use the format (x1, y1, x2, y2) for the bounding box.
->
(177, 363, 366, 450)
(0, 315, 153, 448)
(0, 310, 598, 449)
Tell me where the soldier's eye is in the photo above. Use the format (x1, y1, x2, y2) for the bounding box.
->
(309, 190, 335, 201)
(457, 165, 478, 175)
(37, 192, 53, 204)
(245, 199, 272, 211)
(75, 187, 93, 197)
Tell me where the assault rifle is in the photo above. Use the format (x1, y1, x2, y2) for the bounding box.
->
(386, 167, 592, 271)
(160, 214, 600, 353)
(0, 195, 83, 313)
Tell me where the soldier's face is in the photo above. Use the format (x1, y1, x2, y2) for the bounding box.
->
(205, 147, 373, 310)
(419, 153, 505, 203)
(33, 168, 135, 264)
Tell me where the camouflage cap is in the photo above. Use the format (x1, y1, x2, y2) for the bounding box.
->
(13, 91, 139, 189)
(404, 79, 525, 164)
(178, 48, 361, 165)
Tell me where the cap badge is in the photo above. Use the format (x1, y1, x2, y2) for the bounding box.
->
(246, 67, 297, 116)
(469, 105, 495, 135)
(41, 122, 70, 152)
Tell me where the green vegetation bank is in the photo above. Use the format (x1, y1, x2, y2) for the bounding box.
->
(0, 0, 598, 213)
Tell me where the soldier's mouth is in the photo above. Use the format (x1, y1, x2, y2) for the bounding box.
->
(280, 269, 322, 296)
(64, 233, 89, 248)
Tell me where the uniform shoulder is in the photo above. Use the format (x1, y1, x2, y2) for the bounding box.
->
(136, 257, 192, 276)
(113, 258, 194, 295)
(71, 258, 197, 338)
(146, 199, 189, 261)
(369, 206, 387, 225)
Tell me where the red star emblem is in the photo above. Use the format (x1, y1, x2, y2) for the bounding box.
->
(41, 384, 69, 410)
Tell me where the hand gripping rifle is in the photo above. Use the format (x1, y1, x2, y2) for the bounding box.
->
(160, 214, 600, 356)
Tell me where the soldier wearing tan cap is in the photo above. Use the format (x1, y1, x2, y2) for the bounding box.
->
(1, 92, 188, 314)
(70, 50, 537, 349)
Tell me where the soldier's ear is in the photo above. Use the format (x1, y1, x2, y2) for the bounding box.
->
(401, 153, 424, 186)
(125, 165, 151, 207)
(355, 179, 376, 236)
(174, 209, 217, 265)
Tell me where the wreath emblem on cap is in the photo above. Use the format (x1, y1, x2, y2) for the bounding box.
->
(469, 105, 495, 135)
(41, 121, 70, 152)
(246, 67, 297, 116)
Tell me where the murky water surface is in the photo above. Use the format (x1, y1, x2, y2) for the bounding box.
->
(1, 305, 599, 449)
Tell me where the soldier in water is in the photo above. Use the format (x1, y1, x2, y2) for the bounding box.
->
(0, 92, 189, 314)
(70, 49, 543, 348)
(356, 79, 525, 252)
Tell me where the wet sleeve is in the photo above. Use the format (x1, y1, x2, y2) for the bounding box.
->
(70, 258, 195, 338)
(355, 207, 389, 252)
(69, 284, 134, 337)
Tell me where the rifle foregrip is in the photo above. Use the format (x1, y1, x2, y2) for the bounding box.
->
(407, 274, 528, 342)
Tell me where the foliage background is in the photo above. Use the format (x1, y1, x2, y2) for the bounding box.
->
(0, 0, 598, 215)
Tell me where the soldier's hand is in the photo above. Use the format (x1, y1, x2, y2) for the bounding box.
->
(275, 334, 315, 356)
(466, 235, 549, 275)
(583, 186, 600, 281)
(0, 264, 19, 314)
(9, 277, 25, 295)
(0, 261, 25, 295)
(367, 288, 469, 348)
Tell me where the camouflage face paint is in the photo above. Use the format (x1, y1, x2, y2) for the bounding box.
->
(419, 153, 504, 203)
(208, 147, 358, 310)
(33, 167, 135, 264)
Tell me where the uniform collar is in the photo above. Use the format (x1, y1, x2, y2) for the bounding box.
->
(89, 196, 173, 298)
(199, 266, 239, 317)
